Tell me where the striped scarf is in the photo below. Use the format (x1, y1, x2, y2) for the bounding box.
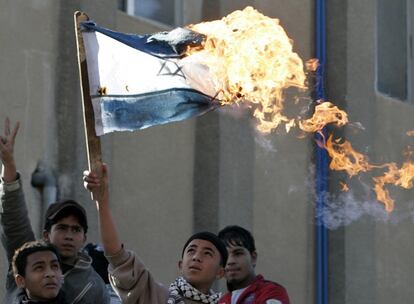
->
(167, 276, 221, 304)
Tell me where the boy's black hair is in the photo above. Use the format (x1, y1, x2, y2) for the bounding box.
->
(218, 225, 256, 253)
(12, 240, 61, 277)
(182, 231, 228, 267)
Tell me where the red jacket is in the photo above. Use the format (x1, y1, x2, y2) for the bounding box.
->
(219, 275, 290, 304)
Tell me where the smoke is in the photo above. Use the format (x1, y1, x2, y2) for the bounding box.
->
(316, 190, 414, 230)
(218, 103, 250, 120)
(217, 104, 279, 152)
(315, 191, 387, 229)
(254, 133, 278, 153)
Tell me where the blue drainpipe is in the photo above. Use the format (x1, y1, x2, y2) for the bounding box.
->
(315, 0, 328, 304)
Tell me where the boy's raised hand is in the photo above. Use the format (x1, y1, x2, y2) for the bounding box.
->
(0, 117, 20, 165)
(83, 163, 108, 204)
(0, 118, 20, 182)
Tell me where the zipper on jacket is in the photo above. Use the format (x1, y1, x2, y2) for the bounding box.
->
(70, 281, 93, 304)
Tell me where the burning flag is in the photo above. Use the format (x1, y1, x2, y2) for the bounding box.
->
(185, 6, 307, 133)
(77, 7, 414, 214)
(79, 7, 308, 135)
(80, 22, 220, 135)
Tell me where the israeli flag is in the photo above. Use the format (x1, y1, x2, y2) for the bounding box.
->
(81, 21, 220, 136)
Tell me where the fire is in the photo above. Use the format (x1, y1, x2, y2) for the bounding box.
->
(186, 6, 306, 133)
(299, 102, 348, 133)
(324, 135, 414, 212)
(306, 58, 319, 72)
(397, 162, 414, 189)
(340, 182, 349, 192)
(184, 6, 414, 214)
(372, 164, 398, 213)
(403, 146, 414, 158)
(372, 162, 414, 212)
(325, 135, 373, 177)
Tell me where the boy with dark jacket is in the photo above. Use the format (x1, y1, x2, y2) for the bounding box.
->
(0, 118, 110, 304)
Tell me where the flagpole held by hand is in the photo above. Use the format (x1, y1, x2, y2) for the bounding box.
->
(74, 11, 104, 201)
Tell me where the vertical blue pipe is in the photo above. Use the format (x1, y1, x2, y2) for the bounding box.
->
(315, 0, 328, 304)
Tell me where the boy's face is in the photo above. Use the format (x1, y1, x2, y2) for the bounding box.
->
(15, 250, 62, 301)
(224, 244, 257, 289)
(43, 215, 86, 263)
(179, 239, 224, 293)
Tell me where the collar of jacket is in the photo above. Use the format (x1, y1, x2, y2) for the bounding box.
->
(68, 250, 93, 271)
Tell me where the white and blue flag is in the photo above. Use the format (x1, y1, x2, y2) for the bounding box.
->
(81, 21, 220, 136)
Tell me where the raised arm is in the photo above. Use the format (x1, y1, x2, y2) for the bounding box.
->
(83, 164, 169, 303)
(0, 118, 35, 263)
(83, 164, 122, 255)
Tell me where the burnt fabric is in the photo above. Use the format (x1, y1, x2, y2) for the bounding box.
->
(80, 21, 220, 136)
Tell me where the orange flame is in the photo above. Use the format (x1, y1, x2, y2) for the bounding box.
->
(397, 162, 414, 189)
(372, 162, 414, 212)
(299, 102, 348, 133)
(372, 164, 398, 213)
(403, 146, 414, 159)
(306, 58, 319, 72)
(324, 136, 414, 212)
(185, 7, 414, 213)
(340, 182, 349, 192)
(325, 135, 373, 177)
(186, 6, 306, 133)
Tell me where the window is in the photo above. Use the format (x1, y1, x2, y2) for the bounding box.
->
(376, 0, 408, 101)
(408, 0, 414, 103)
(118, 0, 126, 11)
(120, 0, 183, 27)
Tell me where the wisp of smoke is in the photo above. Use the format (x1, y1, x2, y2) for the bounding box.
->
(316, 191, 389, 230)
(254, 132, 278, 153)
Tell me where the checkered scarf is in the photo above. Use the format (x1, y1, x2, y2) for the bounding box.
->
(167, 276, 221, 304)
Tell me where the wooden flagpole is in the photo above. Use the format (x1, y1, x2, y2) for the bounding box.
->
(74, 11, 103, 200)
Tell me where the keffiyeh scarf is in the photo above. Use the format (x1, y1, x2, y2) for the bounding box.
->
(167, 276, 221, 304)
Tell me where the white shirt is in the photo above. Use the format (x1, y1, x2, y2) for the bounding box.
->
(231, 287, 248, 304)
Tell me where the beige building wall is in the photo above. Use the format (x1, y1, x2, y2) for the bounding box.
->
(0, 0, 314, 303)
(0, 0, 117, 300)
(113, 1, 315, 303)
(2, 0, 412, 303)
(327, 0, 414, 303)
(0, 1, 62, 299)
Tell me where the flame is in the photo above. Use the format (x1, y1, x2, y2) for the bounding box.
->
(325, 135, 373, 177)
(340, 182, 349, 192)
(372, 164, 398, 213)
(372, 162, 414, 212)
(299, 102, 348, 133)
(325, 134, 414, 212)
(403, 146, 414, 159)
(306, 58, 319, 72)
(397, 162, 414, 188)
(324, 135, 414, 212)
(186, 6, 306, 133)
(184, 7, 414, 213)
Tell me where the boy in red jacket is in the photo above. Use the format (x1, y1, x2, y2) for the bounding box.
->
(218, 226, 290, 304)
